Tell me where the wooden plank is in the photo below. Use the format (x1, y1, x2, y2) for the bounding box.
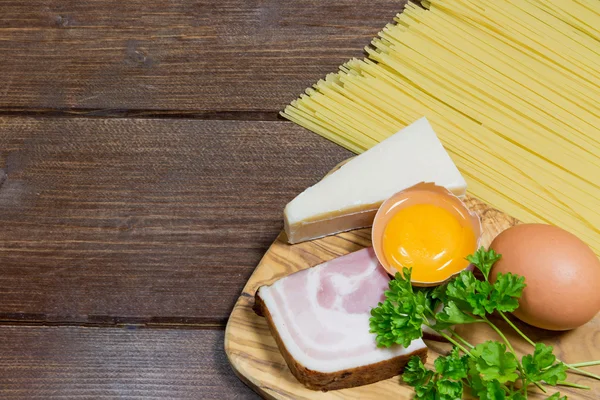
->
(0, 117, 352, 324)
(0, 0, 404, 112)
(0, 325, 259, 399)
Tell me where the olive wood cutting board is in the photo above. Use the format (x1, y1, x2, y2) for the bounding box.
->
(225, 196, 600, 399)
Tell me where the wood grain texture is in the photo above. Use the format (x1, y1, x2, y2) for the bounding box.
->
(0, 117, 352, 325)
(0, 325, 259, 399)
(0, 0, 404, 113)
(225, 197, 600, 399)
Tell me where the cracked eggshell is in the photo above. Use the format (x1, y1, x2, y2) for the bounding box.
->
(372, 182, 482, 287)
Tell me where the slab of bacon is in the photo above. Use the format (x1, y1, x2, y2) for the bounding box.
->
(254, 247, 428, 390)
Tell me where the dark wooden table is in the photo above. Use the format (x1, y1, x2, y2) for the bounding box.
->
(0, 1, 403, 398)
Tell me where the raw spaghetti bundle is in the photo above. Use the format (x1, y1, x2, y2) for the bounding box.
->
(281, 0, 600, 255)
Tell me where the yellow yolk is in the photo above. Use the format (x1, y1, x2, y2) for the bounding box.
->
(382, 203, 476, 283)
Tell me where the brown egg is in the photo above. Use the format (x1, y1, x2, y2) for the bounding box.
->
(490, 224, 600, 331)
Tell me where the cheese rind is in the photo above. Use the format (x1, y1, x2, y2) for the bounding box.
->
(284, 207, 377, 244)
(284, 117, 467, 244)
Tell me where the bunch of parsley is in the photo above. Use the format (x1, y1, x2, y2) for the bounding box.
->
(370, 248, 600, 399)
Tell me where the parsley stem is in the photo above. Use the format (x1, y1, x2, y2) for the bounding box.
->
(449, 330, 475, 350)
(498, 311, 535, 347)
(522, 377, 546, 393)
(557, 381, 590, 390)
(425, 308, 437, 319)
(564, 365, 600, 381)
(483, 316, 516, 354)
(522, 377, 547, 395)
(421, 314, 473, 356)
(483, 316, 544, 392)
(498, 311, 600, 381)
(521, 378, 528, 396)
(569, 360, 600, 368)
(532, 380, 547, 393)
(439, 331, 472, 357)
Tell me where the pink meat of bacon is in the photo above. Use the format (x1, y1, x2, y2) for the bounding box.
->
(257, 247, 427, 373)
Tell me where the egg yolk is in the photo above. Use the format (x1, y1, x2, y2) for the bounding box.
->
(382, 203, 476, 283)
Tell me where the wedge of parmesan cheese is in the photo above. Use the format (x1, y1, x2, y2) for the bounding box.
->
(284, 117, 467, 244)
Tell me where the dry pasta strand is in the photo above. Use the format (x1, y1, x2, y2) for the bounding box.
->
(280, 0, 600, 256)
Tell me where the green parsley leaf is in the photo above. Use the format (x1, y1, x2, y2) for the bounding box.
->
(483, 379, 506, 399)
(446, 273, 496, 317)
(414, 290, 431, 316)
(436, 301, 479, 329)
(434, 347, 469, 380)
(370, 268, 425, 348)
(491, 273, 526, 313)
(445, 269, 526, 318)
(431, 283, 448, 301)
(471, 341, 519, 383)
(370, 248, 593, 400)
(522, 343, 567, 385)
(414, 383, 436, 400)
(415, 286, 444, 315)
(466, 247, 502, 281)
(435, 378, 463, 399)
(404, 355, 464, 400)
(369, 299, 423, 348)
(523, 342, 555, 369)
(467, 280, 496, 316)
(445, 270, 479, 313)
(385, 269, 415, 302)
(403, 356, 434, 388)
(509, 393, 527, 400)
(468, 372, 508, 400)
(403, 356, 433, 386)
(467, 359, 488, 398)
